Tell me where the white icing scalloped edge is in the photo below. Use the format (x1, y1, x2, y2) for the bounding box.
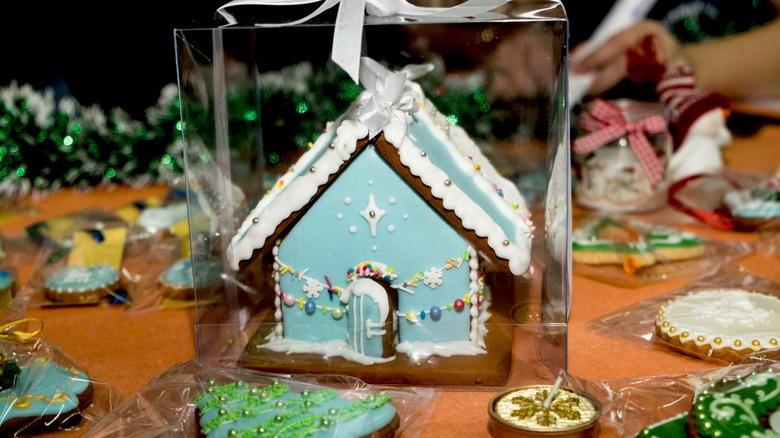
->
(228, 79, 532, 276)
(656, 288, 780, 352)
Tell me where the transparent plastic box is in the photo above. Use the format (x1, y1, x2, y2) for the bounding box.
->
(175, 0, 570, 389)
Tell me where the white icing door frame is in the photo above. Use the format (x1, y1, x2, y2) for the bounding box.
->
(341, 278, 390, 358)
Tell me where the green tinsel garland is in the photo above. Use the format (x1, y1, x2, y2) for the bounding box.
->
(0, 82, 184, 198)
(1, 62, 519, 198)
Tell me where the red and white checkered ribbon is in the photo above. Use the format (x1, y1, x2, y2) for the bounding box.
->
(573, 99, 668, 186)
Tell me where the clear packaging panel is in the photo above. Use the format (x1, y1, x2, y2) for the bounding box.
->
(176, 0, 570, 388)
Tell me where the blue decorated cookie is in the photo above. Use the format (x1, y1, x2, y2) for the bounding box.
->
(160, 258, 222, 301)
(137, 202, 189, 232)
(723, 171, 780, 230)
(0, 270, 15, 295)
(44, 264, 119, 305)
(195, 379, 399, 438)
(0, 358, 93, 435)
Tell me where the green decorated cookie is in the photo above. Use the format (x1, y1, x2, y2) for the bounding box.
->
(195, 379, 399, 438)
(572, 217, 655, 267)
(635, 412, 688, 438)
(692, 368, 780, 438)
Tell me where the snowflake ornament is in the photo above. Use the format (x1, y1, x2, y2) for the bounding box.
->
(423, 267, 444, 289)
(302, 278, 325, 298)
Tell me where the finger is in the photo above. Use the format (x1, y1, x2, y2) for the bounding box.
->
(574, 21, 663, 72)
(586, 55, 628, 96)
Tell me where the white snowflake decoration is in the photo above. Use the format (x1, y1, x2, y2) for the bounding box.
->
(423, 267, 444, 289)
(302, 278, 325, 298)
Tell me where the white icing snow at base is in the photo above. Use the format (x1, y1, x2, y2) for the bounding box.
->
(395, 340, 486, 362)
(258, 339, 395, 365)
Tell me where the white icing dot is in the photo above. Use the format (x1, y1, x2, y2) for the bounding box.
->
(389, 197, 396, 204)
(403, 214, 408, 220)
(344, 197, 352, 205)
(388, 225, 395, 232)
(349, 226, 357, 234)
(337, 213, 343, 219)
(372, 246, 378, 251)
(368, 180, 373, 185)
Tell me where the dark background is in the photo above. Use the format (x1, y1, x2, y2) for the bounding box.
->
(0, 1, 225, 120)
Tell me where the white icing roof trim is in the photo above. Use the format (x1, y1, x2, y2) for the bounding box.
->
(229, 73, 533, 276)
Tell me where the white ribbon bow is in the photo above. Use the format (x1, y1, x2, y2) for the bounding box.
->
(217, 0, 508, 83)
(356, 57, 425, 132)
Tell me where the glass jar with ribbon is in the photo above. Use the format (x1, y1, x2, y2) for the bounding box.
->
(572, 99, 672, 213)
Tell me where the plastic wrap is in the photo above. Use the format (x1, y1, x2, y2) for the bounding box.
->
(120, 196, 220, 312)
(0, 231, 30, 322)
(667, 168, 778, 232)
(586, 265, 780, 364)
(177, 2, 571, 388)
(84, 359, 432, 438)
(571, 214, 751, 288)
(20, 208, 133, 307)
(571, 362, 780, 437)
(0, 338, 122, 436)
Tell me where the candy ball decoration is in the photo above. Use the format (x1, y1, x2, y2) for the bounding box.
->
(488, 385, 601, 437)
(331, 307, 344, 319)
(283, 293, 296, 306)
(304, 300, 316, 315)
(429, 306, 442, 321)
(454, 299, 465, 311)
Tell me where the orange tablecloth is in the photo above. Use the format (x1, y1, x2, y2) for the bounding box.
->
(1, 124, 778, 437)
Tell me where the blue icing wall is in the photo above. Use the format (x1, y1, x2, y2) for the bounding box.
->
(278, 145, 472, 347)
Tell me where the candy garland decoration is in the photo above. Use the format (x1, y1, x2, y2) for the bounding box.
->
(272, 249, 482, 325)
(399, 247, 484, 325)
(274, 254, 350, 321)
(196, 378, 393, 438)
(391, 250, 471, 295)
(397, 292, 475, 323)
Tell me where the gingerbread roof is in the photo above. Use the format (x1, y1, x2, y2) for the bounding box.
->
(228, 77, 534, 276)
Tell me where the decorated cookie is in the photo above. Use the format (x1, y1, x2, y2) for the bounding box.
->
(656, 289, 780, 361)
(0, 357, 93, 435)
(689, 368, 780, 437)
(572, 217, 656, 267)
(137, 202, 189, 232)
(723, 170, 780, 218)
(642, 226, 706, 262)
(195, 379, 399, 438)
(635, 412, 688, 437)
(0, 270, 16, 304)
(159, 258, 222, 301)
(44, 264, 120, 305)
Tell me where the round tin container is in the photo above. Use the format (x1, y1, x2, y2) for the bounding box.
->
(488, 385, 602, 437)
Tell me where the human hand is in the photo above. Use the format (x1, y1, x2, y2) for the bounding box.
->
(571, 20, 688, 97)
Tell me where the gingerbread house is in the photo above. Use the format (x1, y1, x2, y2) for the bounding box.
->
(228, 64, 533, 368)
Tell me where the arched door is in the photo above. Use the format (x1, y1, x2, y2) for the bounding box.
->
(341, 277, 395, 360)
